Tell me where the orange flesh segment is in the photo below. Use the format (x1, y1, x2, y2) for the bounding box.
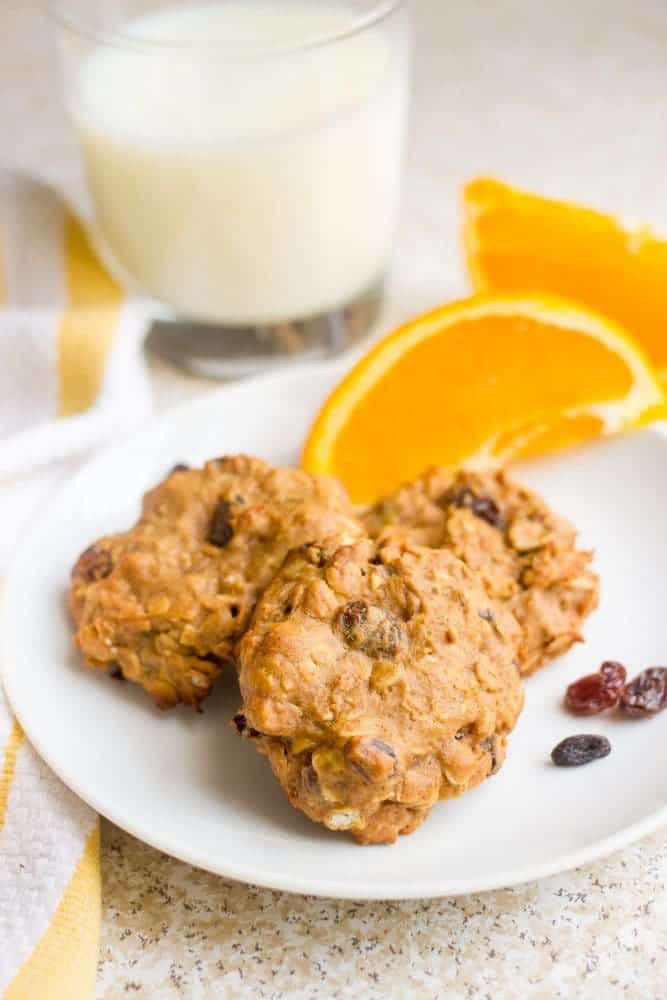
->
(464, 178, 667, 383)
(500, 413, 605, 462)
(326, 315, 634, 502)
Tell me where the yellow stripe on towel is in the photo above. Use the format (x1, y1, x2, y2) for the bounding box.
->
(58, 216, 124, 417)
(5, 825, 101, 1000)
(0, 720, 25, 833)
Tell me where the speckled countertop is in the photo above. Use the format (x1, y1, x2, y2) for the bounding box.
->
(3, 2, 667, 996)
(98, 825, 665, 998)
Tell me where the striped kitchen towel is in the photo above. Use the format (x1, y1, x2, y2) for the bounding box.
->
(0, 170, 151, 998)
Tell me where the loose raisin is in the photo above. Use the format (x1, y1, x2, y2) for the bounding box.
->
(620, 667, 667, 717)
(565, 661, 627, 715)
(208, 498, 233, 547)
(441, 486, 505, 529)
(72, 543, 112, 582)
(170, 463, 189, 474)
(600, 661, 627, 695)
(551, 734, 611, 767)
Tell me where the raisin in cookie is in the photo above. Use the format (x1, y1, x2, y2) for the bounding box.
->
(363, 468, 599, 676)
(236, 537, 524, 844)
(70, 456, 362, 709)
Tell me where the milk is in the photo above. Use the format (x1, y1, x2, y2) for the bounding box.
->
(72, 2, 410, 324)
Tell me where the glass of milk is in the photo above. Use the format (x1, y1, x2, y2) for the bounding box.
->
(51, 1, 412, 376)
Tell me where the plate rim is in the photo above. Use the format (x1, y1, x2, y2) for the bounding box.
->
(2, 363, 666, 900)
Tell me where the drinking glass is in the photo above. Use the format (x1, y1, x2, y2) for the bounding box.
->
(50, 0, 412, 376)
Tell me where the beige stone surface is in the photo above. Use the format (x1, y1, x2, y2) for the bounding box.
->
(97, 823, 666, 998)
(2, 2, 666, 997)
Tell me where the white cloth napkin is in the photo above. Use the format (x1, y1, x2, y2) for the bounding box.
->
(0, 169, 151, 997)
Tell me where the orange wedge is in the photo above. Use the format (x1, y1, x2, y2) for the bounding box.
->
(302, 293, 664, 503)
(464, 177, 667, 385)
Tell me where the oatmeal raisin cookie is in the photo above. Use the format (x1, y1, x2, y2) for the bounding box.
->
(236, 537, 524, 844)
(70, 456, 361, 708)
(363, 468, 599, 675)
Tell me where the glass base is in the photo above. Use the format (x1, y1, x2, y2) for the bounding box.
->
(144, 278, 384, 379)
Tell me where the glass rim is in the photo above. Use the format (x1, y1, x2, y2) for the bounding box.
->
(47, 0, 406, 56)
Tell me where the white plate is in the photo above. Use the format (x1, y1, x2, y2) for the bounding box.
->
(3, 364, 667, 899)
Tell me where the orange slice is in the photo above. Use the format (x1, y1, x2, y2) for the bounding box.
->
(302, 293, 664, 503)
(464, 177, 667, 385)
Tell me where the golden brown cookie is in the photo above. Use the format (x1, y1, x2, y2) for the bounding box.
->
(70, 456, 362, 709)
(363, 468, 599, 675)
(236, 537, 524, 844)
